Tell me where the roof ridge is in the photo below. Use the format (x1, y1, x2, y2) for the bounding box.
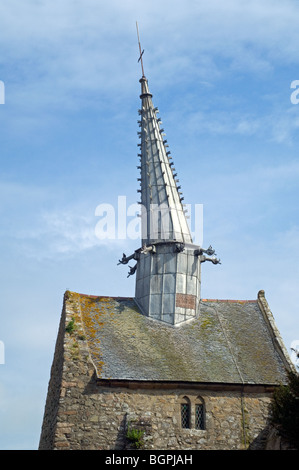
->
(71, 292, 134, 301)
(71, 293, 257, 303)
(201, 299, 257, 303)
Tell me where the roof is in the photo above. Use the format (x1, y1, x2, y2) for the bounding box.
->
(64, 290, 292, 386)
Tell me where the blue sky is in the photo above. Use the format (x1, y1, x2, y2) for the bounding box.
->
(0, 0, 299, 449)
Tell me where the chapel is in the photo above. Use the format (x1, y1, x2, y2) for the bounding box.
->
(38, 38, 295, 450)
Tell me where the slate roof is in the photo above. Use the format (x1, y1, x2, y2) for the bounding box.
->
(66, 291, 292, 386)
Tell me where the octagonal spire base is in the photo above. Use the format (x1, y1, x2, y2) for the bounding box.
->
(135, 242, 201, 326)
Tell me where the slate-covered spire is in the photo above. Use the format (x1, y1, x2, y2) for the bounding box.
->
(137, 76, 192, 245)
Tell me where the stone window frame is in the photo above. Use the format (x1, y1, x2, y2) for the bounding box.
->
(178, 394, 206, 431)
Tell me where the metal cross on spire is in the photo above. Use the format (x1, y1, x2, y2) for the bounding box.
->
(136, 21, 145, 77)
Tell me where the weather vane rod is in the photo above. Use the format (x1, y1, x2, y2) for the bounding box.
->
(136, 21, 145, 77)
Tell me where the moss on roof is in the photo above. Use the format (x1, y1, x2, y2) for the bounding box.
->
(65, 291, 289, 385)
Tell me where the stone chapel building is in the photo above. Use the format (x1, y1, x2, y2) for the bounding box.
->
(39, 54, 295, 450)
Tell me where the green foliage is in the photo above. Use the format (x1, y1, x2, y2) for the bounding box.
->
(66, 317, 76, 334)
(270, 371, 299, 449)
(126, 425, 145, 449)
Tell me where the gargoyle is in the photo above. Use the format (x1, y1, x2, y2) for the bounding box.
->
(195, 245, 216, 256)
(201, 256, 221, 265)
(117, 253, 135, 265)
(127, 264, 137, 278)
(140, 244, 156, 255)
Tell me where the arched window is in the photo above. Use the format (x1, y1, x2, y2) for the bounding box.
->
(195, 396, 205, 430)
(179, 395, 206, 431)
(180, 396, 191, 429)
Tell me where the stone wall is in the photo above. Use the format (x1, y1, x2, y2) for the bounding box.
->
(41, 379, 273, 450)
(72, 387, 273, 450)
(38, 297, 66, 449)
(39, 293, 95, 449)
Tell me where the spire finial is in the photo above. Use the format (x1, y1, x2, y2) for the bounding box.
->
(136, 21, 145, 78)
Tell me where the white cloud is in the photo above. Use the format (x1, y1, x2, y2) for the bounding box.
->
(1, 0, 299, 146)
(173, 104, 299, 144)
(10, 207, 106, 260)
(1, 0, 299, 99)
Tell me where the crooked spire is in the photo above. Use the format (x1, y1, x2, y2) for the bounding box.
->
(135, 23, 191, 245)
(137, 75, 193, 246)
